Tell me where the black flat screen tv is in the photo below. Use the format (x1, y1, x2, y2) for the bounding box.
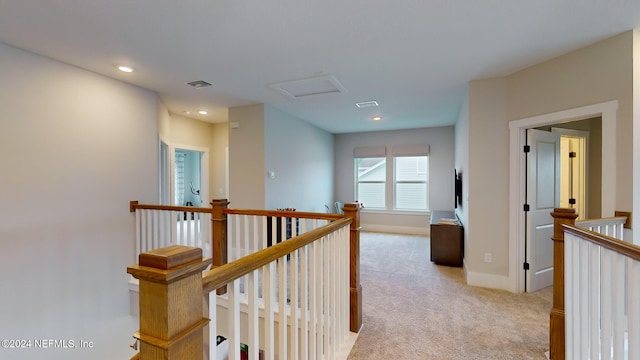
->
(454, 170, 462, 208)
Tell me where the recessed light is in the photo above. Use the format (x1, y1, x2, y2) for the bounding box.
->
(373, 116, 382, 121)
(198, 110, 208, 115)
(183, 110, 191, 115)
(118, 65, 134, 73)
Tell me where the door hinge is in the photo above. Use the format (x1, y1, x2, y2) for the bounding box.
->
(569, 151, 577, 158)
(569, 198, 576, 205)
(523, 204, 530, 212)
(523, 145, 530, 153)
(523, 262, 530, 270)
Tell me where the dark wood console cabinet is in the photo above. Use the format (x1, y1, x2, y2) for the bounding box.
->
(430, 210, 464, 267)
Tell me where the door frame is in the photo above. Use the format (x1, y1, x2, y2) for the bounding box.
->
(508, 100, 617, 293)
(170, 143, 210, 207)
(159, 135, 171, 205)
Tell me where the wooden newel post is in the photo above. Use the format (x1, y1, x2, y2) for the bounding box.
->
(549, 208, 578, 360)
(343, 203, 362, 332)
(211, 199, 229, 295)
(127, 245, 212, 360)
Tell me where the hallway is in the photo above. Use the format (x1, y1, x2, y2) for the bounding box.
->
(348, 232, 552, 360)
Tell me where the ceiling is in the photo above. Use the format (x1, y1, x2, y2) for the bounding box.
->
(1, 1, 638, 134)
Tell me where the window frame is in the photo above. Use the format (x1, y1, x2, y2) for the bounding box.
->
(354, 157, 387, 209)
(393, 155, 429, 211)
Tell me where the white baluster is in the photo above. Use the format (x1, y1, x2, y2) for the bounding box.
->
(579, 240, 588, 359)
(601, 249, 613, 360)
(613, 252, 625, 360)
(135, 209, 141, 257)
(210, 291, 217, 360)
(228, 279, 240, 360)
(323, 236, 331, 360)
(247, 270, 259, 360)
(263, 261, 275, 360)
(300, 244, 309, 360)
(628, 259, 639, 360)
(278, 249, 288, 360)
(290, 248, 299, 360)
(589, 242, 601, 359)
(565, 233, 574, 360)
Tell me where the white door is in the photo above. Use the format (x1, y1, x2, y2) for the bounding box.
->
(526, 129, 560, 292)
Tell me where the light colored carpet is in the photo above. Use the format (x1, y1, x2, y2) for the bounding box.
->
(347, 232, 552, 360)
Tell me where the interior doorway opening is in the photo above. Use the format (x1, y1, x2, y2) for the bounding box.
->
(508, 100, 617, 293)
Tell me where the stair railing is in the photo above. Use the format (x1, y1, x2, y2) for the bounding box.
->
(127, 200, 363, 359)
(550, 208, 637, 360)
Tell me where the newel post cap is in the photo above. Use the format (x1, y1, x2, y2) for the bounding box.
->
(127, 245, 211, 284)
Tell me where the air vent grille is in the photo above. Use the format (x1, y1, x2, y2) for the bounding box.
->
(186, 80, 212, 88)
(356, 101, 379, 108)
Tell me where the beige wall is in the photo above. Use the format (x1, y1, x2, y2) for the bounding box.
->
(211, 122, 229, 200)
(228, 104, 266, 209)
(507, 30, 633, 213)
(467, 77, 510, 277)
(464, 30, 634, 288)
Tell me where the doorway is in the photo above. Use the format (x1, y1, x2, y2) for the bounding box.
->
(508, 100, 617, 293)
(553, 128, 589, 220)
(170, 144, 209, 207)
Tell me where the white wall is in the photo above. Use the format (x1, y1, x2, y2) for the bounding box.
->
(0, 43, 158, 359)
(264, 106, 334, 213)
(335, 127, 455, 235)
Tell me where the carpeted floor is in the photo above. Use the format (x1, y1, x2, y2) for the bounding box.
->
(347, 232, 552, 360)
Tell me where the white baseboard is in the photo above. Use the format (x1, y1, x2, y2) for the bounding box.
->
(465, 269, 513, 292)
(361, 224, 429, 236)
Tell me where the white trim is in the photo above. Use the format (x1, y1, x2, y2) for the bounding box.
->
(361, 224, 429, 236)
(508, 100, 618, 293)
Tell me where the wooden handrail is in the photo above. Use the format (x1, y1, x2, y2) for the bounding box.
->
(563, 224, 640, 261)
(202, 218, 351, 293)
(130, 200, 212, 214)
(224, 207, 344, 221)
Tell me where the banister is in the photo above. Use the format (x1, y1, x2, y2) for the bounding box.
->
(224, 207, 344, 221)
(563, 224, 640, 261)
(130, 200, 212, 214)
(202, 218, 352, 293)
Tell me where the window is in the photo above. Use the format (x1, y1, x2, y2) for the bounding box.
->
(353, 144, 429, 211)
(394, 156, 428, 210)
(355, 157, 386, 208)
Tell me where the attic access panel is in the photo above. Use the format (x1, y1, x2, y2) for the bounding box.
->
(269, 75, 347, 99)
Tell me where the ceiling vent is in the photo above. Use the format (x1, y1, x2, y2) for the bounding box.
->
(269, 75, 347, 99)
(186, 80, 212, 88)
(356, 101, 379, 108)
